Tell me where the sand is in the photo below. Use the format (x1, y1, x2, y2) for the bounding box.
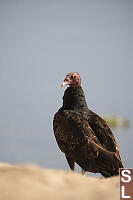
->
(0, 163, 119, 200)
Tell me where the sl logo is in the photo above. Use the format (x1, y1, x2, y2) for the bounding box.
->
(120, 168, 133, 199)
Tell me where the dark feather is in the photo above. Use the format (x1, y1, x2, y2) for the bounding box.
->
(53, 110, 123, 176)
(86, 110, 122, 159)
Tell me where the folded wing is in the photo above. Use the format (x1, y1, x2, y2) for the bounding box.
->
(53, 110, 123, 176)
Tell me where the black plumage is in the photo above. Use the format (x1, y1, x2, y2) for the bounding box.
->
(53, 72, 124, 177)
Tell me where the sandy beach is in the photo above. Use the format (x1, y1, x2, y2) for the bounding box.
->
(0, 163, 119, 200)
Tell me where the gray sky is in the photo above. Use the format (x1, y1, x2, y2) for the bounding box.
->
(0, 0, 133, 170)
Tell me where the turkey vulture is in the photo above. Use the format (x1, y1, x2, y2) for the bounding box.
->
(53, 72, 124, 177)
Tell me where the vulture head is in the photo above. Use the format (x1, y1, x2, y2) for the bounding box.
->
(61, 72, 81, 88)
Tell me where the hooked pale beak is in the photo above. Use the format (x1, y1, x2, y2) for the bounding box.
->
(61, 81, 68, 88)
(61, 77, 71, 88)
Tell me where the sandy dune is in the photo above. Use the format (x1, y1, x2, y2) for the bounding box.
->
(0, 163, 119, 200)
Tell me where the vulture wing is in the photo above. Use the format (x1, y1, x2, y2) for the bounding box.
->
(86, 110, 123, 162)
(53, 110, 123, 176)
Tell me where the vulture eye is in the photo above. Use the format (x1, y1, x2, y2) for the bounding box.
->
(70, 76, 73, 79)
(74, 76, 76, 79)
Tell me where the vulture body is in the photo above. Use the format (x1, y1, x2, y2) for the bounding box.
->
(53, 72, 124, 177)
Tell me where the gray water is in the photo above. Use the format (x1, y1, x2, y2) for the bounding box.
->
(0, 0, 133, 171)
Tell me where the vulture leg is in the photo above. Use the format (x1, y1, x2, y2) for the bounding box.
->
(82, 169, 86, 176)
(65, 155, 75, 171)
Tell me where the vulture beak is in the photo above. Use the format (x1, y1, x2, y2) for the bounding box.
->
(61, 81, 67, 88)
(61, 76, 71, 87)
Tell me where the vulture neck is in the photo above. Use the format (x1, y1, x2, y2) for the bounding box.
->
(61, 86, 88, 112)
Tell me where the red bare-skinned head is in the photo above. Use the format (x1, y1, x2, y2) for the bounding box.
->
(61, 72, 81, 88)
